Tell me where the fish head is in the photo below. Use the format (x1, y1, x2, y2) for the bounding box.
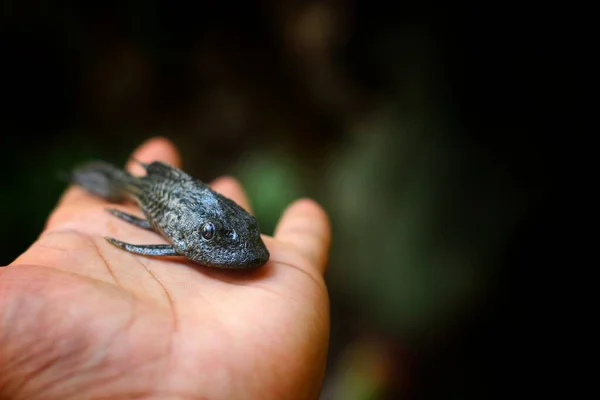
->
(180, 190, 270, 268)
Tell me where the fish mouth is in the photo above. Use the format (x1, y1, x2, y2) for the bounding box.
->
(189, 243, 270, 269)
(245, 245, 270, 268)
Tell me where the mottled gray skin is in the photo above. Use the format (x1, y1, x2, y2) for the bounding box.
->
(71, 160, 270, 269)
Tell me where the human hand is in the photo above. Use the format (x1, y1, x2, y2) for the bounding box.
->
(0, 137, 331, 400)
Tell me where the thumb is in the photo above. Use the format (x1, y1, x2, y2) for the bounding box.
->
(274, 199, 331, 275)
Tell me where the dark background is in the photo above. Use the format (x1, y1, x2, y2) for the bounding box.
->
(1, 2, 551, 398)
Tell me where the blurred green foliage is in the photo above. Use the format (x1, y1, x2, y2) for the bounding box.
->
(233, 150, 307, 236)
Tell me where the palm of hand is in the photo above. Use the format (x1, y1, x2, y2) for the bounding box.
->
(0, 138, 331, 400)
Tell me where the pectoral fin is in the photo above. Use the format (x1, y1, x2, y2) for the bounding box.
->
(105, 237, 178, 257)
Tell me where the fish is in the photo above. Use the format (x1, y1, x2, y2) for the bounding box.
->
(70, 159, 270, 269)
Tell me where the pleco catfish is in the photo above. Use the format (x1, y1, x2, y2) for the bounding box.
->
(70, 160, 270, 269)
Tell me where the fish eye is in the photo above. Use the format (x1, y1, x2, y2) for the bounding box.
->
(201, 222, 216, 240)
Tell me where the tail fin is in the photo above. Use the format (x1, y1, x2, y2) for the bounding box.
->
(71, 161, 140, 202)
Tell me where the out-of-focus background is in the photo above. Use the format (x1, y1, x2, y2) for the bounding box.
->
(1, 2, 551, 398)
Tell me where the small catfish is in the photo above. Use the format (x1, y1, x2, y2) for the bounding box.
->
(70, 160, 270, 269)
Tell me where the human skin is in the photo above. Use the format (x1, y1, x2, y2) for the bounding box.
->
(0, 137, 331, 400)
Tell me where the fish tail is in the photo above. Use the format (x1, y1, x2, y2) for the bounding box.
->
(70, 161, 141, 202)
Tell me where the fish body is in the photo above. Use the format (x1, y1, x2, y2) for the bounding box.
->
(71, 160, 270, 269)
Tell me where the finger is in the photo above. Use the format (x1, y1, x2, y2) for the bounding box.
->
(209, 176, 253, 214)
(274, 198, 331, 273)
(126, 136, 182, 175)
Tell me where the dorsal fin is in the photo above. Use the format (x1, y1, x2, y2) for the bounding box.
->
(145, 161, 193, 180)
